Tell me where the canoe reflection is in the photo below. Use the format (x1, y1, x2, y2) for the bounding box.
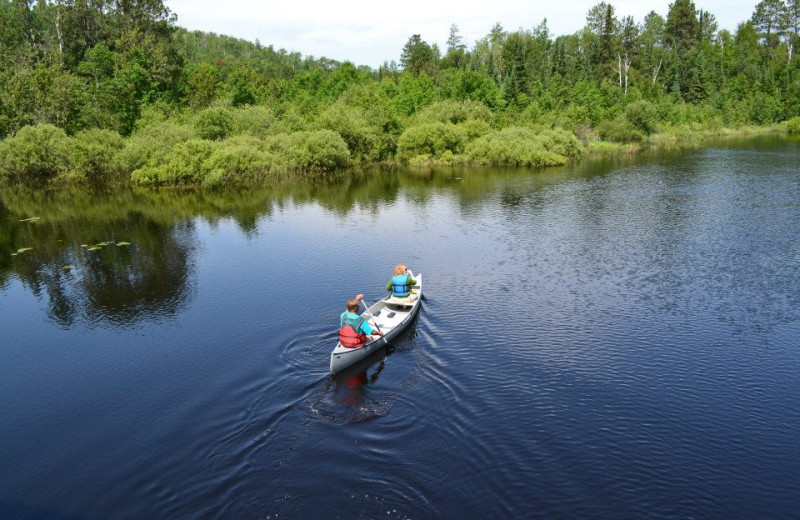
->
(333, 353, 389, 406)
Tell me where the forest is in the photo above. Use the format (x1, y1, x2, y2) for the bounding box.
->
(1, 0, 800, 186)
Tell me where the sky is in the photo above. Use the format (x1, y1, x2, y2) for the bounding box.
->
(165, 1, 757, 68)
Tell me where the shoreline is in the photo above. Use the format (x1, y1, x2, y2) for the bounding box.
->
(1, 125, 794, 188)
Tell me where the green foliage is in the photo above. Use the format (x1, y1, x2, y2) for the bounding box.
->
(202, 136, 274, 186)
(1, 66, 84, 135)
(597, 115, 645, 142)
(397, 122, 468, 159)
(538, 128, 585, 157)
(68, 129, 125, 180)
(131, 139, 218, 185)
(461, 119, 491, 139)
(571, 81, 606, 125)
(438, 69, 505, 109)
(262, 130, 351, 173)
(413, 100, 492, 124)
(0, 124, 70, 181)
(317, 103, 391, 161)
(133, 100, 181, 131)
(184, 63, 220, 110)
(625, 100, 659, 135)
(400, 34, 439, 77)
(227, 65, 259, 107)
(193, 106, 234, 140)
(784, 116, 800, 133)
(384, 72, 436, 116)
(465, 127, 582, 166)
(0, 0, 797, 184)
(229, 106, 277, 138)
(745, 92, 784, 124)
(117, 121, 194, 172)
(665, 0, 700, 54)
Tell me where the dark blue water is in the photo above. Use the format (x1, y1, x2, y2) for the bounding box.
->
(1, 137, 799, 519)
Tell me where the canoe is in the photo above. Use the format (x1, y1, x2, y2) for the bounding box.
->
(330, 272, 423, 374)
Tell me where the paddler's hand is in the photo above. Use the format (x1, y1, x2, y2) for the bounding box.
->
(355, 293, 363, 301)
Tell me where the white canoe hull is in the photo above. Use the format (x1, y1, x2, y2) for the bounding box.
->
(330, 273, 423, 374)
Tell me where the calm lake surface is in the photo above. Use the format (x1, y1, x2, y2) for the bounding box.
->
(1, 136, 799, 519)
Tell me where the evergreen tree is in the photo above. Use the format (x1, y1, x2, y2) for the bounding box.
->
(442, 24, 467, 69)
(665, 0, 700, 54)
(400, 34, 438, 77)
(586, 2, 619, 81)
(752, 0, 789, 48)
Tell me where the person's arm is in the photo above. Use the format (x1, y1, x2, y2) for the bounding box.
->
(386, 280, 392, 292)
(361, 320, 384, 337)
(407, 274, 417, 286)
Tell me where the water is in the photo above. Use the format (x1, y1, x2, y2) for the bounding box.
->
(1, 136, 799, 519)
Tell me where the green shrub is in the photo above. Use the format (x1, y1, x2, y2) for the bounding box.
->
(131, 139, 218, 185)
(269, 111, 309, 134)
(68, 129, 124, 180)
(625, 100, 658, 136)
(460, 119, 491, 140)
(386, 72, 436, 116)
(520, 102, 545, 126)
(465, 126, 581, 166)
(413, 100, 492, 124)
(536, 128, 584, 158)
(747, 92, 783, 125)
(202, 138, 274, 185)
(318, 103, 385, 161)
(193, 106, 234, 140)
(118, 121, 194, 172)
(783, 116, 800, 133)
(230, 106, 276, 138)
(134, 101, 183, 132)
(0, 124, 70, 181)
(263, 130, 350, 173)
(597, 115, 644, 142)
(437, 69, 506, 110)
(397, 122, 468, 159)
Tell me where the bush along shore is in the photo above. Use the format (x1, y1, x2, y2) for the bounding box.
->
(1, 106, 796, 187)
(1, 0, 800, 186)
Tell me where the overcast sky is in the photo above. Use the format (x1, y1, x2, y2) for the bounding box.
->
(165, 1, 756, 68)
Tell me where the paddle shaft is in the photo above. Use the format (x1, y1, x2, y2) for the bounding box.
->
(360, 297, 383, 335)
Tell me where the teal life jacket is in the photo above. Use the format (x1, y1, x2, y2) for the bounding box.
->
(339, 311, 366, 348)
(391, 274, 411, 297)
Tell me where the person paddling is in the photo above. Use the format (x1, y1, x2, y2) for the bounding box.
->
(386, 263, 417, 301)
(339, 294, 384, 348)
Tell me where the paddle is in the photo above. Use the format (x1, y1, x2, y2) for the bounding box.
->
(359, 296, 384, 337)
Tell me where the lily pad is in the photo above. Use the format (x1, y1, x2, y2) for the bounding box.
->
(87, 246, 101, 251)
(15, 247, 33, 254)
(19, 217, 40, 222)
(63, 265, 74, 271)
(116, 241, 131, 246)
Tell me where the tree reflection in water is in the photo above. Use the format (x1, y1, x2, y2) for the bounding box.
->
(1, 165, 558, 327)
(1, 209, 194, 327)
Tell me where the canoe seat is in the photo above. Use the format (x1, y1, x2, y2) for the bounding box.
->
(386, 291, 418, 306)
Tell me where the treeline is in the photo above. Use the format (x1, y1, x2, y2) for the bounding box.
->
(1, 0, 800, 186)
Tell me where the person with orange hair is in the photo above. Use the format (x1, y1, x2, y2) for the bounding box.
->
(386, 263, 417, 300)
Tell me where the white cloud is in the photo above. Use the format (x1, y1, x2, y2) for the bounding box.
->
(166, 0, 754, 67)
